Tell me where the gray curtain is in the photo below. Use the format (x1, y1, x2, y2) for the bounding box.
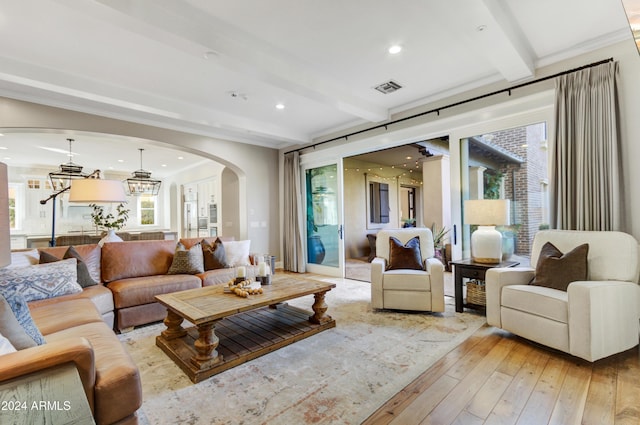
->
(551, 61, 621, 231)
(283, 152, 306, 272)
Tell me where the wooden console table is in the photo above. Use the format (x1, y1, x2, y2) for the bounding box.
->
(450, 259, 519, 313)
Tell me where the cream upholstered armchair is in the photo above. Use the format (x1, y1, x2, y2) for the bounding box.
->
(486, 230, 640, 362)
(371, 228, 445, 312)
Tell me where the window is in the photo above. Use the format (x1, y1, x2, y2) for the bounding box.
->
(8, 183, 23, 230)
(27, 179, 40, 189)
(139, 195, 156, 225)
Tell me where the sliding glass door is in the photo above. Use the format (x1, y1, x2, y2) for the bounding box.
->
(304, 162, 344, 277)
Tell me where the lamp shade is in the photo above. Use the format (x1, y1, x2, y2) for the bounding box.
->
(69, 179, 127, 203)
(464, 199, 510, 225)
(0, 163, 11, 268)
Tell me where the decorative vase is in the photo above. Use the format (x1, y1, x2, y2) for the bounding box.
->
(99, 229, 123, 247)
(307, 234, 326, 264)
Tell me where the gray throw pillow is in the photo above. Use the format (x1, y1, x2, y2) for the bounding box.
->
(0, 289, 45, 345)
(387, 236, 423, 271)
(529, 242, 589, 291)
(39, 246, 98, 288)
(168, 242, 205, 275)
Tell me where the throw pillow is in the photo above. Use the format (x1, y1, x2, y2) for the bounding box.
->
(202, 238, 229, 270)
(366, 234, 377, 262)
(223, 240, 251, 266)
(0, 332, 17, 356)
(39, 247, 99, 288)
(7, 249, 39, 268)
(0, 289, 45, 345)
(529, 242, 589, 291)
(168, 242, 205, 275)
(63, 246, 99, 288)
(387, 236, 423, 271)
(0, 295, 37, 349)
(0, 258, 81, 302)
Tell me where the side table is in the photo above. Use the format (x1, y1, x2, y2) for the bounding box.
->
(450, 259, 519, 313)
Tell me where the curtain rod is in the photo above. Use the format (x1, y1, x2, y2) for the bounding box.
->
(284, 57, 614, 155)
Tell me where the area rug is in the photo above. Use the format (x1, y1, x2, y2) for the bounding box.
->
(118, 277, 485, 425)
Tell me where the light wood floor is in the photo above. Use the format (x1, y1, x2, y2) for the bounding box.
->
(363, 325, 640, 425)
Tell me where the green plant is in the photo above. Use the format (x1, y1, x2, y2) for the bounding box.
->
(483, 170, 504, 199)
(90, 203, 130, 230)
(539, 223, 550, 230)
(431, 223, 450, 248)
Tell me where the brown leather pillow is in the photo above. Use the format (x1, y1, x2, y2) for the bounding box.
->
(529, 242, 589, 291)
(202, 238, 229, 270)
(387, 236, 423, 271)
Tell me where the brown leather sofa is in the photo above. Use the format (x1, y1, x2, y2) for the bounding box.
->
(0, 296, 142, 425)
(1, 237, 255, 424)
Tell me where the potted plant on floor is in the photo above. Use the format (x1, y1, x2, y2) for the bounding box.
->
(431, 223, 450, 267)
(90, 202, 130, 246)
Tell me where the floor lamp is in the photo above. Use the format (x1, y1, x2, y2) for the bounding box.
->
(40, 174, 127, 247)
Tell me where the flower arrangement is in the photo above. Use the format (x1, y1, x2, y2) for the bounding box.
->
(90, 203, 130, 231)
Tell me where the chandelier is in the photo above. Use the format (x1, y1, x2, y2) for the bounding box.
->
(48, 138, 91, 190)
(124, 148, 161, 196)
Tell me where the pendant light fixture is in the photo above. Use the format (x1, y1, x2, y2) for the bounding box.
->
(48, 138, 91, 190)
(124, 148, 161, 196)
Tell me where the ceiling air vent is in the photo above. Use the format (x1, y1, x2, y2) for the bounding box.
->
(374, 80, 402, 94)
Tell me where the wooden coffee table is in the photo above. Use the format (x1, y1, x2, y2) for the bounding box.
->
(155, 273, 336, 383)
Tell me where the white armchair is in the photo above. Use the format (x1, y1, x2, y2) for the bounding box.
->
(371, 228, 445, 312)
(486, 230, 640, 361)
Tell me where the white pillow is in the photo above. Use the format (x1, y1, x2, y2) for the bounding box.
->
(0, 332, 17, 355)
(223, 240, 251, 266)
(0, 258, 82, 302)
(7, 249, 39, 268)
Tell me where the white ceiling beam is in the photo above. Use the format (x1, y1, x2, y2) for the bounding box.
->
(0, 57, 309, 146)
(434, 0, 535, 82)
(53, 0, 388, 123)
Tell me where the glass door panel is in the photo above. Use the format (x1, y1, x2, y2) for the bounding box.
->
(305, 163, 342, 275)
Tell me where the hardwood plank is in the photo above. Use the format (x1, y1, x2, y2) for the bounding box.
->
(464, 370, 512, 420)
(514, 356, 569, 425)
(615, 349, 640, 424)
(389, 374, 459, 425)
(548, 359, 591, 425)
(420, 337, 516, 425)
(582, 356, 617, 425)
(362, 326, 494, 425)
(484, 346, 550, 425)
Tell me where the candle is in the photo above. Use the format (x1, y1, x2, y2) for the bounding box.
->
(258, 261, 266, 276)
(236, 266, 246, 278)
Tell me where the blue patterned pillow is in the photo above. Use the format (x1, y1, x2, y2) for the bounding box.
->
(0, 289, 45, 345)
(0, 258, 81, 302)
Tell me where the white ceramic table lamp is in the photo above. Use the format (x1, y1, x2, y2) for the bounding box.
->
(464, 199, 510, 264)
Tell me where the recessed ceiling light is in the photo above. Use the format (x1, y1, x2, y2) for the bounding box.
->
(476, 25, 487, 32)
(118, 159, 124, 163)
(275, 103, 285, 110)
(0, 147, 7, 150)
(178, 156, 184, 160)
(406, 156, 412, 160)
(161, 164, 167, 167)
(388, 45, 402, 54)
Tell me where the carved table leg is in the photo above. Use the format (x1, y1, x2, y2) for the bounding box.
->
(190, 322, 223, 370)
(309, 291, 332, 324)
(161, 309, 187, 340)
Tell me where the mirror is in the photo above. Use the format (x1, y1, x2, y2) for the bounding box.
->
(369, 181, 390, 225)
